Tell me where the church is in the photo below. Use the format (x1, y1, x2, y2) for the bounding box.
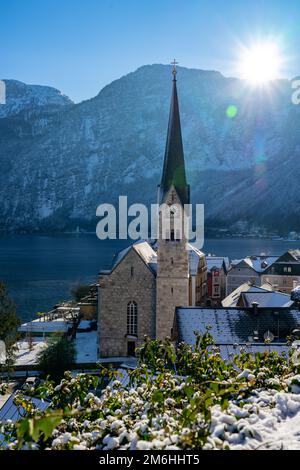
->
(97, 66, 207, 358)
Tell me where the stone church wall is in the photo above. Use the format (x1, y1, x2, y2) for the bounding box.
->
(98, 249, 156, 357)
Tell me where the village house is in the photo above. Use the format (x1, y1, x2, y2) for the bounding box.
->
(222, 282, 294, 309)
(227, 251, 300, 296)
(261, 250, 300, 293)
(206, 256, 229, 305)
(226, 255, 278, 294)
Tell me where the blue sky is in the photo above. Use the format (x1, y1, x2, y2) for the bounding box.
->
(1, 0, 300, 102)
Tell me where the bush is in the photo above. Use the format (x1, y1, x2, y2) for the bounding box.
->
(37, 336, 76, 383)
(1, 332, 299, 450)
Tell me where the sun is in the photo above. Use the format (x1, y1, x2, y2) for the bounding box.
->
(238, 42, 282, 84)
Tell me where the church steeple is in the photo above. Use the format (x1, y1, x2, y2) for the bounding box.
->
(159, 62, 189, 206)
(156, 62, 190, 340)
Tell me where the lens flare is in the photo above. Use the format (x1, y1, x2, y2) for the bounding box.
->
(226, 105, 238, 118)
(238, 42, 282, 84)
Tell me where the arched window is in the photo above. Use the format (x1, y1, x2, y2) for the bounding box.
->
(127, 301, 137, 335)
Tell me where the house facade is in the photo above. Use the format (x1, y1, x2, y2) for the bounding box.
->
(261, 250, 300, 294)
(226, 255, 278, 295)
(206, 256, 229, 305)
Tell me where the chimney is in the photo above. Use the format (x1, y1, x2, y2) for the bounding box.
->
(252, 301, 259, 316)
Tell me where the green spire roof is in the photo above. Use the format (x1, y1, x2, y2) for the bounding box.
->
(159, 73, 189, 205)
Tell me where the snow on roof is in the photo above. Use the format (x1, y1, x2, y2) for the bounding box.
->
(217, 344, 290, 360)
(176, 307, 300, 346)
(110, 240, 157, 274)
(222, 283, 272, 307)
(133, 241, 157, 273)
(206, 256, 230, 272)
(188, 244, 205, 275)
(0, 393, 50, 423)
(222, 283, 291, 309)
(241, 291, 294, 308)
(18, 320, 70, 334)
(111, 245, 132, 269)
(231, 256, 279, 273)
(245, 256, 279, 272)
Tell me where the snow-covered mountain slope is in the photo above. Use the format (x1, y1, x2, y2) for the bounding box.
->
(0, 80, 73, 118)
(0, 65, 299, 233)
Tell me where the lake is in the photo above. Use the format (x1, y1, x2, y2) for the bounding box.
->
(0, 234, 299, 322)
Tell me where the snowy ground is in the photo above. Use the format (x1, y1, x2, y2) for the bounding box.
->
(14, 339, 48, 366)
(13, 331, 98, 367)
(75, 331, 98, 364)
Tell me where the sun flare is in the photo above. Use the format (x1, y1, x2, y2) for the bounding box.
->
(238, 42, 282, 84)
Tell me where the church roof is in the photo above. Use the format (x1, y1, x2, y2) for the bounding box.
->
(159, 74, 189, 205)
(104, 240, 203, 277)
(109, 240, 157, 275)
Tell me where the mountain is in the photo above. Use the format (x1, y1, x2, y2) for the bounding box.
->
(0, 80, 73, 118)
(0, 65, 299, 235)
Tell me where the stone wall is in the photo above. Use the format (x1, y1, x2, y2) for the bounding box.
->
(98, 249, 156, 357)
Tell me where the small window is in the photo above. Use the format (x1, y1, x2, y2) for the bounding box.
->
(130, 266, 134, 278)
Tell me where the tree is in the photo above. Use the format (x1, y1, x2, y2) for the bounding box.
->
(71, 284, 90, 302)
(0, 282, 20, 370)
(37, 336, 76, 383)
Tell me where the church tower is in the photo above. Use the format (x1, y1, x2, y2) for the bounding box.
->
(156, 63, 190, 340)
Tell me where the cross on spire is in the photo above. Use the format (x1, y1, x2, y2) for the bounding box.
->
(171, 59, 179, 80)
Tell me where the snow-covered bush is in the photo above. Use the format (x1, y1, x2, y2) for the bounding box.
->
(1, 331, 300, 450)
